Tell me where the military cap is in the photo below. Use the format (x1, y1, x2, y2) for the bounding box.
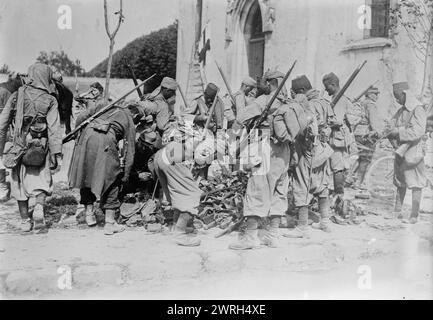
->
(264, 70, 285, 81)
(90, 82, 104, 93)
(322, 72, 339, 84)
(242, 77, 257, 87)
(291, 75, 312, 93)
(366, 86, 379, 94)
(392, 82, 409, 94)
(204, 83, 219, 97)
(160, 77, 178, 90)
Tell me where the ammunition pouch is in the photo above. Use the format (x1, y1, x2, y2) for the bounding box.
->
(89, 118, 111, 134)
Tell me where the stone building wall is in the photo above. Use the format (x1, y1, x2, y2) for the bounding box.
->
(177, 0, 423, 127)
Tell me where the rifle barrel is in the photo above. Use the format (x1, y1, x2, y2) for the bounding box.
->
(352, 80, 379, 103)
(215, 60, 235, 106)
(204, 88, 220, 131)
(62, 73, 156, 144)
(127, 64, 144, 100)
(331, 60, 367, 108)
(250, 60, 297, 131)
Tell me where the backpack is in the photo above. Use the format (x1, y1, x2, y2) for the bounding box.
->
(271, 100, 313, 144)
(2, 87, 48, 169)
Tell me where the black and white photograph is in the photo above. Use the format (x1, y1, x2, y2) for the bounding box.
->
(0, 0, 432, 303)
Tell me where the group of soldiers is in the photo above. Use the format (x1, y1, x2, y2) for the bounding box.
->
(0, 61, 429, 250)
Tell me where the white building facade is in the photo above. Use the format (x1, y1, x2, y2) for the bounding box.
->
(176, 0, 426, 125)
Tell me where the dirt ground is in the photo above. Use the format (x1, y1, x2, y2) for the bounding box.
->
(0, 178, 432, 299)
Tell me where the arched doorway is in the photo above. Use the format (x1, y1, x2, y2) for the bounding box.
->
(244, 0, 264, 78)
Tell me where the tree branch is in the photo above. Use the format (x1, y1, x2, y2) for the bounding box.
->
(111, 0, 123, 40)
(104, 0, 111, 38)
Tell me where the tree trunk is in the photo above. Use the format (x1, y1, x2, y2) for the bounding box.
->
(105, 39, 115, 101)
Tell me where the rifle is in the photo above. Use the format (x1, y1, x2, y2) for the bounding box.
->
(248, 60, 297, 131)
(204, 88, 220, 132)
(352, 80, 379, 103)
(62, 73, 156, 144)
(214, 60, 236, 114)
(331, 60, 367, 108)
(177, 84, 190, 110)
(127, 64, 144, 100)
(235, 61, 297, 155)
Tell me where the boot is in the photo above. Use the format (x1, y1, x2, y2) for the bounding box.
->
(333, 171, 346, 195)
(283, 207, 308, 238)
(0, 169, 10, 202)
(386, 187, 406, 220)
(104, 209, 125, 235)
(173, 212, 201, 246)
(312, 197, 332, 233)
(32, 203, 46, 230)
(85, 204, 97, 226)
(259, 216, 281, 248)
(20, 218, 32, 232)
(17, 201, 32, 233)
(229, 217, 260, 250)
(402, 188, 421, 224)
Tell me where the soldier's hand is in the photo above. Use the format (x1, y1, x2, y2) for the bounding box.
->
(49, 154, 60, 171)
(387, 127, 399, 139)
(194, 114, 207, 124)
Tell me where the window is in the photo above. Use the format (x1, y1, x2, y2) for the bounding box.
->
(365, 0, 390, 38)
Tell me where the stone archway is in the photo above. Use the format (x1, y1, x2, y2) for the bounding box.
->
(244, 0, 265, 78)
(225, 0, 273, 89)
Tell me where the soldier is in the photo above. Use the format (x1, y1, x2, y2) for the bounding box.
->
(322, 72, 357, 204)
(136, 77, 178, 136)
(0, 72, 23, 202)
(352, 86, 382, 189)
(0, 63, 62, 232)
(183, 83, 225, 131)
(229, 70, 308, 250)
(385, 82, 427, 224)
(233, 77, 257, 118)
(286, 75, 334, 235)
(151, 114, 209, 247)
(68, 100, 137, 234)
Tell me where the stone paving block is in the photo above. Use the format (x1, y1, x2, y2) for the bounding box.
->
(128, 253, 202, 283)
(73, 265, 122, 288)
(204, 250, 243, 273)
(5, 268, 60, 294)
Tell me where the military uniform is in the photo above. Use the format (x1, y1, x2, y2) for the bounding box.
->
(229, 71, 306, 249)
(387, 82, 427, 224)
(352, 89, 381, 186)
(0, 63, 62, 231)
(152, 114, 209, 246)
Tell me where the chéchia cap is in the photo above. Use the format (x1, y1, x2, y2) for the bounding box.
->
(366, 86, 379, 94)
(264, 70, 285, 81)
(242, 76, 257, 87)
(322, 72, 339, 84)
(291, 75, 312, 92)
(392, 82, 409, 95)
(160, 77, 178, 90)
(204, 83, 219, 97)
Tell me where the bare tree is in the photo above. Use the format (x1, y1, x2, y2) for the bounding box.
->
(103, 0, 125, 100)
(391, 0, 433, 107)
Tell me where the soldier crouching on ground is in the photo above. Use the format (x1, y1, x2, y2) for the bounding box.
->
(285, 75, 334, 236)
(384, 82, 428, 224)
(68, 100, 138, 235)
(151, 114, 206, 247)
(0, 63, 62, 233)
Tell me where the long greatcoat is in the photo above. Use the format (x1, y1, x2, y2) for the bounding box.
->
(68, 103, 135, 198)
